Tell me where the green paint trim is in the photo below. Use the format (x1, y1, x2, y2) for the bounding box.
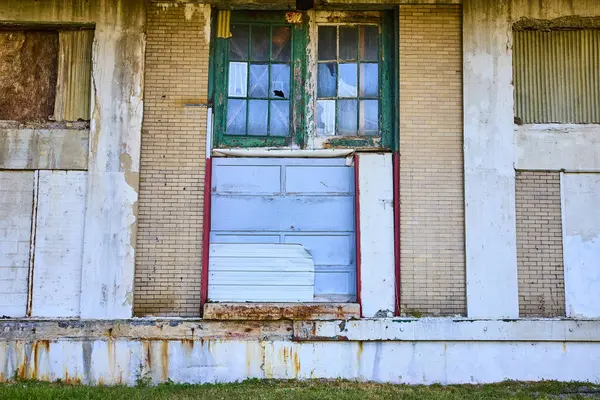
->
(380, 11, 396, 150)
(392, 7, 400, 153)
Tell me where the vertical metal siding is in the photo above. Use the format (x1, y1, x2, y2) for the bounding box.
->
(514, 29, 600, 124)
(54, 30, 94, 122)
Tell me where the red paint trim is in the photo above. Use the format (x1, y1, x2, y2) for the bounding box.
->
(200, 157, 213, 315)
(393, 152, 401, 316)
(354, 154, 363, 318)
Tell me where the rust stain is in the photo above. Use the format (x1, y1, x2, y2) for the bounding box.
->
(204, 303, 358, 321)
(63, 370, 82, 385)
(563, 342, 567, 352)
(357, 341, 364, 361)
(32, 340, 50, 379)
(17, 360, 26, 381)
(107, 339, 116, 375)
(0, 372, 5, 383)
(292, 349, 301, 377)
(143, 341, 152, 369)
(160, 340, 169, 382)
(182, 339, 195, 354)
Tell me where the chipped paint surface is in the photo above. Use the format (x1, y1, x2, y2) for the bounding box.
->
(203, 303, 360, 321)
(1, 319, 600, 385)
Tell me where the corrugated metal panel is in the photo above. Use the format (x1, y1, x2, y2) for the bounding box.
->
(54, 30, 94, 121)
(210, 158, 357, 300)
(514, 29, 600, 124)
(208, 243, 315, 302)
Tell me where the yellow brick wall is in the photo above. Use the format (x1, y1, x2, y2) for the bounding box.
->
(516, 171, 565, 317)
(398, 5, 466, 316)
(135, 2, 210, 317)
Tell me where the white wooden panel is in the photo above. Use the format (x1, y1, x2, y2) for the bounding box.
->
(31, 171, 87, 318)
(562, 173, 600, 318)
(0, 171, 34, 317)
(358, 154, 396, 317)
(208, 243, 315, 302)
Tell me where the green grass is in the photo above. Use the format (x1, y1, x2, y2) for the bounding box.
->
(0, 380, 599, 400)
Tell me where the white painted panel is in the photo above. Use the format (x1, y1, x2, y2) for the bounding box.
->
(213, 165, 281, 194)
(285, 166, 354, 194)
(358, 154, 395, 317)
(208, 244, 315, 302)
(0, 171, 33, 318)
(562, 173, 600, 318)
(31, 171, 87, 318)
(516, 125, 600, 172)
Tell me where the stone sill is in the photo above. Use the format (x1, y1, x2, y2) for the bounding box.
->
(202, 302, 361, 321)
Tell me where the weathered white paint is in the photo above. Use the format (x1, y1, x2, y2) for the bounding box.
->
(208, 244, 315, 302)
(0, 172, 33, 318)
(0, 1, 146, 319)
(358, 154, 395, 317)
(0, 127, 89, 170)
(1, 336, 600, 385)
(463, 0, 600, 319)
(463, 0, 518, 319)
(516, 125, 600, 172)
(212, 149, 354, 158)
(31, 171, 87, 318)
(562, 173, 600, 318)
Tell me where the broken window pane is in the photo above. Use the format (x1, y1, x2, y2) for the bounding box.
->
(229, 24, 249, 61)
(270, 64, 290, 99)
(360, 100, 378, 135)
(251, 26, 270, 61)
(338, 100, 357, 135)
(360, 63, 379, 97)
(226, 99, 247, 135)
(270, 100, 290, 136)
(248, 100, 268, 135)
(228, 62, 248, 97)
(317, 100, 336, 136)
(318, 26, 337, 61)
(338, 63, 357, 98)
(272, 26, 291, 62)
(339, 26, 358, 60)
(249, 64, 269, 98)
(360, 26, 379, 61)
(317, 63, 337, 98)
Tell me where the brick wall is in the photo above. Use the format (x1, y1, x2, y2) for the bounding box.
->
(135, 2, 210, 317)
(398, 5, 465, 316)
(516, 171, 565, 317)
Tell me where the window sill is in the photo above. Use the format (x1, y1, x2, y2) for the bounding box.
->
(203, 302, 360, 321)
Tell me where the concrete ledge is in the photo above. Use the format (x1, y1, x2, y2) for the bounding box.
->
(0, 319, 293, 341)
(294, 318, 600, 342)
(203, 303, 361, 321)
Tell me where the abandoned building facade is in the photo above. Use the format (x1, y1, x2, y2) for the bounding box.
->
(0, 0, 599, 385)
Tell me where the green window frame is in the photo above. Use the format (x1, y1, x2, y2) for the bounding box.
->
(213, 12, 307, 148)
(212, 11, 395, 150)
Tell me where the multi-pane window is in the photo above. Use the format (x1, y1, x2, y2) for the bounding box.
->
(316, 25, 380, 136)
(226, 24, 293, 137)
(213, 11, 394, 149)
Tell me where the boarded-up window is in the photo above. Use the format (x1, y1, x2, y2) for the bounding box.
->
(0, 31, 58, 122)
(513, 29, 600, 124)
(0, 28, 93, 123)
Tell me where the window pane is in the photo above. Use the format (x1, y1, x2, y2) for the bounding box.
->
(317, 63, 337, 98)
(226, 99, 247, 135)
(248, 100, 268, 136)
(272, 26, 291, 62)
(338, 63, 357, 98)
(229, 25, 249, 61)
(251, 26, 270, 61)
(317, 100, 336, 136)
(270, 101, 290, 136)
(338, 100, 357, 135)
(360, 26, 379, 61)
(360, 100, 378, 135)
(270, 64, 290, 99)
(339, 27, 358, 60)
(249, 64, 269, 98)
(360, 63, 379, 97)
(228, 62, 248, 98)
(318, 26, 336, 60)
